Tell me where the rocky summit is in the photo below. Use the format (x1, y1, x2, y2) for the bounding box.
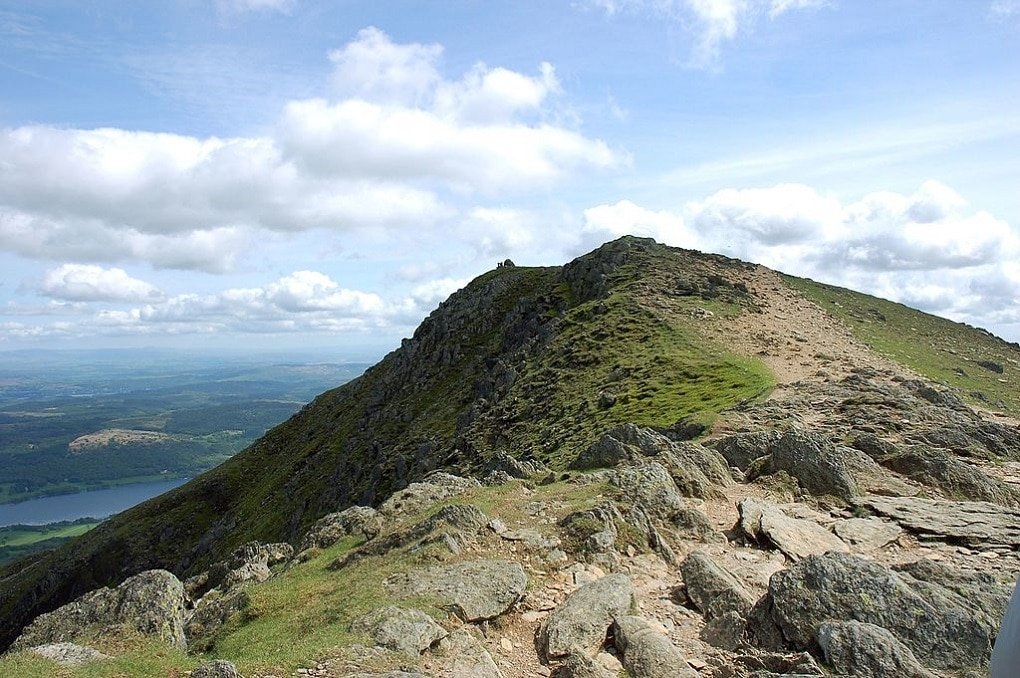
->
(1, 236, 1019, 677)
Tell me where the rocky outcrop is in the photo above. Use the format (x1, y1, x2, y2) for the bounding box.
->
(831, 517, 901, 550)
(539, 573, 635, 659)
(750, 552, 1003, 668)
(434, 627, 502, 677)
(191, 541, 293, 600)
(738, 498, 849, 560)
(11, 570, 186, 651)
(299, 506, 382, 551)
(816, 620, 936, 678)
(29, 642, 109, 666)
(389, 560, 526, 622)
(191, 659, 241, 678)
(184, 589, 250, 651)
(379, 473, 481, 517)
(351, 606, 447, 656)
(681, 551, 755, 649)
(855, 495, 1020, 548)
(612, 615, 698, 678)
(712, 431, 782, 472)
(881, 448, 1020, 506)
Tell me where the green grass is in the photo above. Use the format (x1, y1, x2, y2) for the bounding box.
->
(784, 275, 1020, 414)
(0, 520, 100, 565)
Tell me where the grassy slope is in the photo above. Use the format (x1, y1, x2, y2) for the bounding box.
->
(0, 477, 611, 677)
(784, 275, 1020, 415)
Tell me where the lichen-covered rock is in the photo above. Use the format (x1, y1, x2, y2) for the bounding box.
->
(351, 605, 447, 656)
(816, 620, 936, 678)
(881, 448, 1020, 506)
(556, 652, 616, 678)
(712, 431, 782, 471)
(392, 560, 526, 622)
(196, 541, 294, 599)
(539, 573, 635, 659)
(191, 659, 241, 678)
(832, 517, 901, 551)
(754, 552, 998, 668)
(681, 551, 755, 621)
(855, 495, 1020, 548)
(379, 473, 481, 517)
(12, 569, 186, 651)
(612, 615, 698, 678)
(610, 462, 686, 520)
(29, 642, 109, 666)
(300, 506, 382, 551)
(749, 430, 864, 500)
(185, 589, 250, 651)
(434, 627, 501, 677)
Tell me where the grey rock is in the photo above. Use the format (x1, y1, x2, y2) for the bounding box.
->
(300, 505, 382, 551)
(29, 642, 110, 666)
(816, 620, 936, 678)
(351, 605, 447, 656)
(539, 573, 636, 659)
(191, 659, 241, 678)
(894, 559, 1010, 635)
(757, 552, 997, 668)
(681, 551, 755, 621)
(832, 518, 901, 550)
(712, 431, 782, 471)
(12, 569, 186, 651)
(483, 450, 547, 479)
(610, 462, 685, 520)
(379, 473, 481, 517)
(612, 615, 698, 678)
(738, 498, 849, 561)
(855, 495, 1020, 548)
(556, 652, 615, 678)
(703, 610, 749, 651)
(434, 627, 501, 677)
(393, 560, 526, 622)
(185, 589, 250, 651)
(881, 448, 1020, 506)
(198, 541, 294, 598)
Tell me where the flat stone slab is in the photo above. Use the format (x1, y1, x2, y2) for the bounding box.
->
(739, 498, 849, 561)
(854, 495, 1020, 548)
(833, 517, 902, 551)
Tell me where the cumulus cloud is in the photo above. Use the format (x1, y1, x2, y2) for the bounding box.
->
(0, 28, 619, 273)
(579, 180, 1020, 333)
(588, 0, 826, 67)
(39, 264, 162, 303)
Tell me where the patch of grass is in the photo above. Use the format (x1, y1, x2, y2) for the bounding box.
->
(785, 274, 1020, 414)
(0, 637, 197, 678)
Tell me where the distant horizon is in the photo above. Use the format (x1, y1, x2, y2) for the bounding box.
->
(2, 2, 1018, 348)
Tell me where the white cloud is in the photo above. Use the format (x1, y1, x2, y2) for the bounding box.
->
(588, 0, 826, 67)
(579, 180, 1020, 333)
(39, 264, 162, 303)
(0, 28, 619, 273)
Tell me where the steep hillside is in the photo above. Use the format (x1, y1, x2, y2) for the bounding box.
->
(1, 236, 1018, 678)
(0, 237, 774, 650)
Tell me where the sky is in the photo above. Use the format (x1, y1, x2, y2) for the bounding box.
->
(1, 0, 1018, 356)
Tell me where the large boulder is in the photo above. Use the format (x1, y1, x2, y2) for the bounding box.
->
(681, 551, 755, 621)
(610, 462, 686, 520)
(612, 615, 698, 678)
(391, 560, 526, 622)
(712, 430, 782, 471)
(816, 621, 936, 678)
(881, 449, 1020, 506)
(539, 573, 636, 660)
(351, 606, 447, 656)
(12, 569, 187, 651)
(752, 552, 999, 669)
(300, 505, 382, 551)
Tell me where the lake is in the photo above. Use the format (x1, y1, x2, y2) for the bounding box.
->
(0, 478, 188, 527)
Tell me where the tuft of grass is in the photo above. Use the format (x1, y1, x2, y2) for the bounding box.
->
(784, 274, 1020, 414)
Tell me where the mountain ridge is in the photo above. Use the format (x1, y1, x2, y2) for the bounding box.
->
(1, 236, 1018, 670)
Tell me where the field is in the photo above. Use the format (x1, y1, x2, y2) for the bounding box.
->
(0, 350, 369, 504)
(0, 520, 100, 565)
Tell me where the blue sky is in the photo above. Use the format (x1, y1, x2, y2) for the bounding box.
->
(1, 0, 1018, 354)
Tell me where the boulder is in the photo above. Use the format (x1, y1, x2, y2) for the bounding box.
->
(854, 495, 1020, 548)
(191, 660, 241, 678)
(198, 541, 294, 598)
(738, 498, 849, 561)
(185, 589, 250, 651)
(29, 642, 109, 666)
(612, 615, 698, 678)
(12, 569, 186, 651)
(681, 551, 755, 620)
(556, 652, 616, 678)
(816, 621, 936, 678)
(712, 431, 782, 471)
(300, 506, 382, 551)
(351, 605, 447, 656)
(379, 473, 481, 517)
(881, 449, 1020, 506)
(434, 627, 501, 677)
(755, 552, 998, 668)
(539, 573, 636, 659)
(392, 560, 526, 622)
